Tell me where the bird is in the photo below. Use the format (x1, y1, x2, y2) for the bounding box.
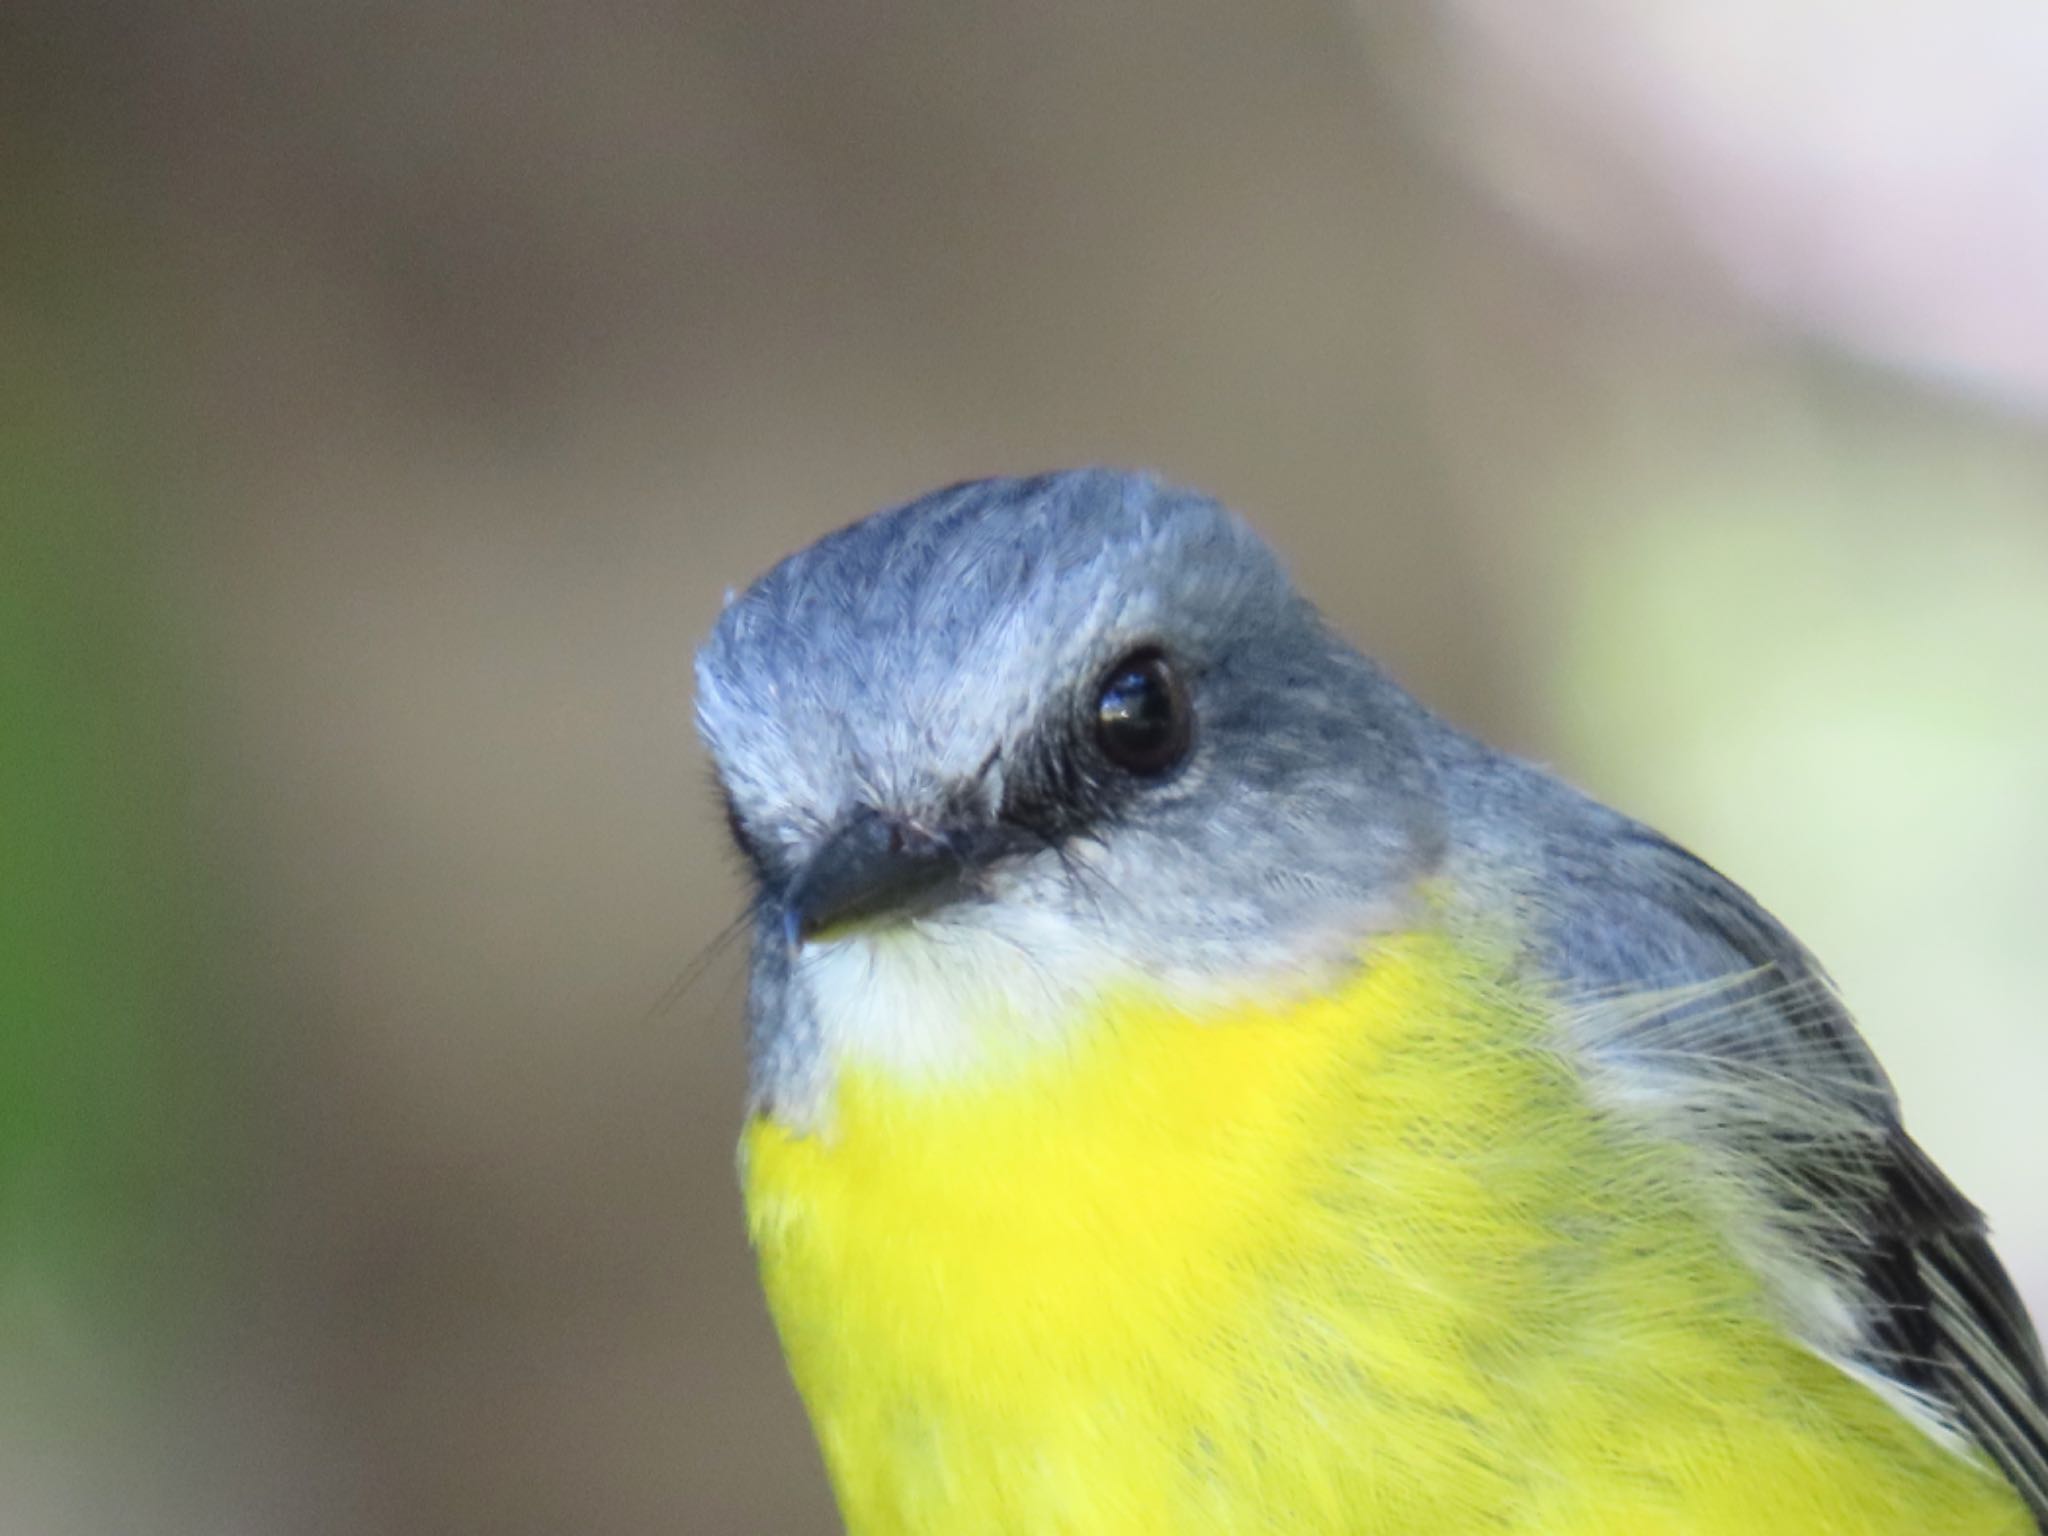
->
(692, 468, 2047, 1534)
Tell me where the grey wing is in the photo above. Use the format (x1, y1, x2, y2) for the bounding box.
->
(1539, 824, 2048, 1526)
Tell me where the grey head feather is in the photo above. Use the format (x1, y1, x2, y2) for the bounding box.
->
(694, 468, 2047, 1523)
(698, 470, 1448, 1084)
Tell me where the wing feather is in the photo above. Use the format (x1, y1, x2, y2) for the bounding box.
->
(1542, 825, 2048, 1526)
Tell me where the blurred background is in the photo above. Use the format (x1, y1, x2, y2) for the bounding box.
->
(4, 2, 2044, 1531)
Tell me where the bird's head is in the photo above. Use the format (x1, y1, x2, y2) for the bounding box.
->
(695, 470, 1444, 1118)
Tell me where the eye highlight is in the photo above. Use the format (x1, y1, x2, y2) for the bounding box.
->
(1092, 647, 1192, 777)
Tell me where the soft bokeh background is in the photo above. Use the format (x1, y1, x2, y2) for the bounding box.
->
(5, 3, 2044, 1531)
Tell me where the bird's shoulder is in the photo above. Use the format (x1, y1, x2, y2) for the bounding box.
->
(1437, 749, 2048, 1523)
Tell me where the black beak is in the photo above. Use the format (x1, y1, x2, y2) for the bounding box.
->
(782, 805, 971, 946)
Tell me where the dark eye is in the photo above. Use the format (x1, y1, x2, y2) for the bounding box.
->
(1092, 648, 1192, 776)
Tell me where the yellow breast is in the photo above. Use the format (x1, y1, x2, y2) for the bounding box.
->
(742, 933, 2030, 1534)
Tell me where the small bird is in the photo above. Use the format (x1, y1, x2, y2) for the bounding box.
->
(694, 469, 2047, 1534)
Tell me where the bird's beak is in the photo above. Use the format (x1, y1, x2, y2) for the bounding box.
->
(782, 805, 969, 947)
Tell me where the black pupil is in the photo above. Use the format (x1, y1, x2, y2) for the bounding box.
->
(1095, 653, 1185, 774)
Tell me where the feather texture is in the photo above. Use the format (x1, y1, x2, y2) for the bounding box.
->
(745, 927, 2038, 1534)
(1546, 828, 2048, 1529)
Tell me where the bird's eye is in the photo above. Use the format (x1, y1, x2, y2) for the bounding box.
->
(1092, 648, 1192, 777)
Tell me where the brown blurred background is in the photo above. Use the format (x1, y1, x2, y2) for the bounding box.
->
(4, 3, 2044, 1532)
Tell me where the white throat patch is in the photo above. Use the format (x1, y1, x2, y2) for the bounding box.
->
(794, 905, 1133, 1089)
(781, 894, 1403, 1133)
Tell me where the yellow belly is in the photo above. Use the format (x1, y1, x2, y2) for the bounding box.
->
(742, 933, 2031, 1534)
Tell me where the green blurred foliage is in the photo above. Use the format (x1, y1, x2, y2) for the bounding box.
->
(1553, 415, 2048, 1253)
(0, 172, 215, 1393)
